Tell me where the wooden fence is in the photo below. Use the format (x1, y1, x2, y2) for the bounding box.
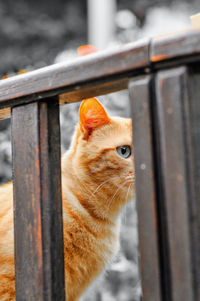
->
(1, 27, 200, 301)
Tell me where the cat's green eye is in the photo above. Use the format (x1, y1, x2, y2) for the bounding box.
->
(116, 145, 131, 159)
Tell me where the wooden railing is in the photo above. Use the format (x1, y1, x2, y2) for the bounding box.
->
(1, 27, 200, 301)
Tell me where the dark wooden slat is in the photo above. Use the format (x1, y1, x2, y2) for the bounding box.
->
(151, 28, 200, 64)
(129, 76, 162, 301)
(59, 76, 128, 104)
(11, 99, 65, 301)
(0, 39, 149, 111)
(155, 67, 194, 301)
(184, 64, 200, 300)
(0, 77, 128, 120)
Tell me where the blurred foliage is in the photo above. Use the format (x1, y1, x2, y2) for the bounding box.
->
(0, 0, 87, 75)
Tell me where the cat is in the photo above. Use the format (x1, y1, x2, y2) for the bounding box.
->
(0, 97, 135, 301)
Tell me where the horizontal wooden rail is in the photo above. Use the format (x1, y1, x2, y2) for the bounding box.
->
(151, 28, 200, 64)
(1, 27, 200, 120)
(0, 39, 149, 119)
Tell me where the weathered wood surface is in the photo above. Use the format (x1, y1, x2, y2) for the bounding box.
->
(129, 65, 200, 301)
(129, 76, 162, 301)
(151, 28, 200, 65)
(0, 39, 149, 113)
(184, 64, 200, 300)
(1, 28, 200, 119)
(12, 99, 65, 301)
(154, 67, 195, 301)
(0, 107, 10, 119)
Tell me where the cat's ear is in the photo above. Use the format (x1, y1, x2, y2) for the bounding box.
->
(79, 98, 110, 138)
(78, 45, 98, 56)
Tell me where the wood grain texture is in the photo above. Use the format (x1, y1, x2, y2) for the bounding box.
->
(129, 76, 162, 301)
(1, 28, 200, 119)
(59, 77, 128, 104)
(184, 64, 200, 300)
(0, 77, 128, 120)
(151, 28, 200, 64)
(155, 67, 194, 301)
(0, 39, 149, 114)
(11, 99, 65, 301)
(0, 107, 10, 119)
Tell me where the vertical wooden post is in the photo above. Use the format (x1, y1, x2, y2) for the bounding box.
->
(130, 66, 200, 301)
(154, 66, 199, 301)
(129, 75, 162, 301)
(186, 65, 200, 300)
(11, 98, 65, 301)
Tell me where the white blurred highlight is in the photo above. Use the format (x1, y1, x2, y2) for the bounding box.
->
(87, 0, 116, 49)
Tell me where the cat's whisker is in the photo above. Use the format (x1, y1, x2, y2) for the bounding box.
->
(88, 175, 132, 202)
(125, 174, 135, 182)
(126, 174, 134, 179)
(125, 183, 133, 204)
(104, 179, 133, 217)
(122, 182, 134, 224)
(123, 183, 131, 224)
(91, 176, 120, 196)
(87, 176, 120, 204)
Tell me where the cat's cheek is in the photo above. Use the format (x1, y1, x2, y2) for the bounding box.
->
(88, 162, 105, 174)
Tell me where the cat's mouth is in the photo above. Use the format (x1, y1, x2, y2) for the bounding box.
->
(101, 174, 135, 218)
(123, 174, 135, 196)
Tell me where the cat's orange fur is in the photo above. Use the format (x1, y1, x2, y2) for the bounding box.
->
(0, 98, 135, 301)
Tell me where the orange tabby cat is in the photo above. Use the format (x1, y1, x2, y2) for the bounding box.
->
(0, 97, 135, 301)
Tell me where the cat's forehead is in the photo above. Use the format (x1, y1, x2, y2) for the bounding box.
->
(111, 116, 132, 127)
(110, 116, 132, 139)
(90, 116, 132, 147)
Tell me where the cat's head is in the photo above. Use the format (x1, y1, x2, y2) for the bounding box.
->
(64, 98, 135, 220)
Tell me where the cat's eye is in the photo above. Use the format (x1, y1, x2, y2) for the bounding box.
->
(116, 145, 131, 159)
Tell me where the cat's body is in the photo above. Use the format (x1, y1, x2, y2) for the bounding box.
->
(0, 98, 134, 301)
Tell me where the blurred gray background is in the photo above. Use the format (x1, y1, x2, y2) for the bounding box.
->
(0, 0, 198, 300)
